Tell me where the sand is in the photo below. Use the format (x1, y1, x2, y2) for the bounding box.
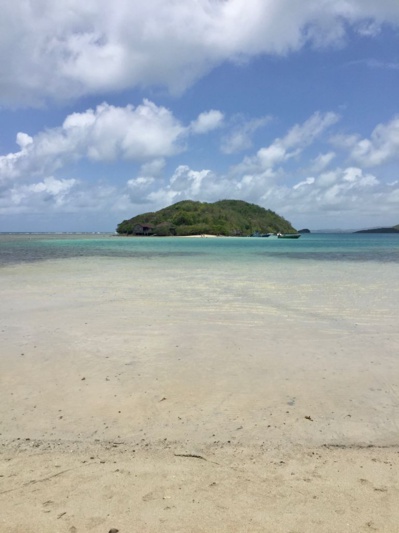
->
(1, 256, 398, 532)
(182, 234, 219, 238)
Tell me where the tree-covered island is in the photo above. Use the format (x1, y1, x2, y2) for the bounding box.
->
(354, 224, 399, 234)
(116, 200, 297, 236)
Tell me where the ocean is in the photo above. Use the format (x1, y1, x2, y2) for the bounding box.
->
(1, 232, 399, 266)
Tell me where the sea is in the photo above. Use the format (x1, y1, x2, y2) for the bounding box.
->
(1, 232, 399, 266)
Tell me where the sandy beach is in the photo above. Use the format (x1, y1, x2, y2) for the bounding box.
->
(1, 254, 398, 532)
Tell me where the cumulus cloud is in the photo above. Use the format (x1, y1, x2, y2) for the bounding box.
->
(126, 158, 398, 228)
(129, 113, 398, 225)
(71, 100, 186, 161)
(348, 116, 399, 167)
(28, 176, 77, 197)
(0, 174, 122, 217)
(141, 111, 341, 211)
(330, 116, 399, 169)
(190, 110, 224, 134)
(146, 165, 216, 206)
(268, 166, 383, 219)
(126, 159, 166, 203)
(2, 0, 399, 106)
(2, 107, 399, 228)
(0, 176, 77, 215)
(0, 101, 186, 187)
(126, 176, 156, 204)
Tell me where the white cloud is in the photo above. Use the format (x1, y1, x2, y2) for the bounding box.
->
(123, 159, 398, 228)
(221, 116, 271, 154)
(282, 112, 340, 148)
(268, 166, 382, 218)
(346, 58, 399, 70)
(257, 144, 287, 169)
(0, 176, 78, 214)
(16, 133, 33, 149)
(190, 110, 224, 134)
(293, 177, 315, 190)
(170, 165, 211, 195)
(242, 165, 392, 231)
(28, 176, 77, 197)
(81, 101, 186, 161)
(348, 116, 399, 167)
(139, 159, 166, 177)
(147, 165, 214, 205)
(331, 116, 399, 168)
(126, 176, 156, 204)
(136, 164, 226, 208)
(355, 21, 381, 37)
(0, 101, 186, 187)
(308, 152, 336, 172)
(2, 0, 399, 106)
(2, 109, 399, 229)
(330, 133, 360, 150)
(126, 159, 166, 203)
(235, 112, 339, 174)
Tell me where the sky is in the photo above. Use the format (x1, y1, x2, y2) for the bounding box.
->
(1, 0, 399, 232)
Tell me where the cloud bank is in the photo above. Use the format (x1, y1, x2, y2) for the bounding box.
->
(0, 100, 202, 187)
(2, 0, 399, 106)
(2, 105, 398, 228)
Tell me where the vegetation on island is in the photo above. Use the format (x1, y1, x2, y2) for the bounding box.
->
(116, 199, 297, 236)
(354, 224, 399, 234)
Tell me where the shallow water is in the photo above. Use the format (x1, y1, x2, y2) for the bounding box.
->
(1, 232, 398, 448)
(1, 232, 399, 266)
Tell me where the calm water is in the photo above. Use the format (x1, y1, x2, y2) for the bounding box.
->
(1, 233, 399, 266)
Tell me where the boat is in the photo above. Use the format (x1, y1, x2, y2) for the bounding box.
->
(250, 232, 272, 237)
(277, 233, 301, 239)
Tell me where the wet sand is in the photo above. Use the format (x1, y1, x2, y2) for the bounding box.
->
(1, 256, 398, 532)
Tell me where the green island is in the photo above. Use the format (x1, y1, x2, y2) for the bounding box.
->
(116, 199, 297, 236)
(354, 224, 399, 234)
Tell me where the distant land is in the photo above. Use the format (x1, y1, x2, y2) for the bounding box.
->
(354, 225, 399, 234)
(116, 200, 297, 236)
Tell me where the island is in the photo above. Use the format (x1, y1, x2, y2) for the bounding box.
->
(116, 199, 297, 236)
(354, 224, 399, 234)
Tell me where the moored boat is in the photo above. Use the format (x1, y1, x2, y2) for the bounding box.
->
(277, 233, 301, 239)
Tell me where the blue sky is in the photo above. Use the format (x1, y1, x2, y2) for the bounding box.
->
(1, 1, 399, 232)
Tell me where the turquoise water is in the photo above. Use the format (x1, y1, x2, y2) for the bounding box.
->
(1, 233, 399, 266)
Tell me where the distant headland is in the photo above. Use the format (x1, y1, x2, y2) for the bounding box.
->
(116, 200, 297, 236)
(354, 224, 399, 234)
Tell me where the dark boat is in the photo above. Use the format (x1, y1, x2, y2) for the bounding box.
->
(277, 233, 301, 239)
